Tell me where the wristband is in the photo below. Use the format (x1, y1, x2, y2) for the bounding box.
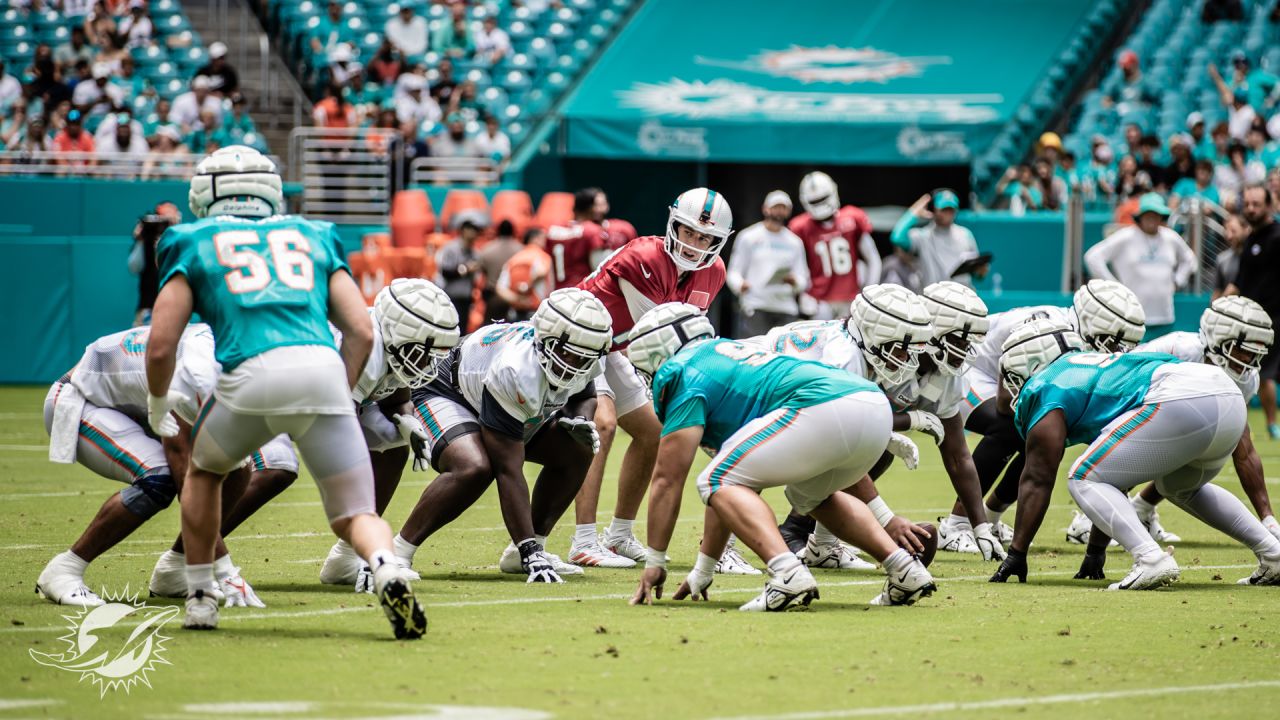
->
(867, 496, 895, 527)
(644, 545, 668, 570)
(693, 552, 717, 576)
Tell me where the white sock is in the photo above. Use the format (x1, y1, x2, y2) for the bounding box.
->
(574, 523, 597, 544)
(1251, 534, 1280, 560)
(882, 548, 913, 574)
(393, 534, 418, 565)
(987, 508, 1004, 526)
(212, 554, 235, 581)
(368, 549, 396, 571)
(812, 522, 840, 546)
(535, 535, 549, 548)
(56, 550, 89, 575)
(606, 517, 634, 538)
(765, 551, 802, 576)
(1132, 494, 1157, 520)
(185, 563, 216, 594)
(947, 513, 973, 530)
(1132, 540, 1162, 563)
(694, 552, 718, 575)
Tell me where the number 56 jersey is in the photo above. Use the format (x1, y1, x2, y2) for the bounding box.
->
(157, 215, 349, 372)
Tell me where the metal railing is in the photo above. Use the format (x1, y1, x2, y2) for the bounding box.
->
(288, 127, 401, 224)
(408, 157, 502, 187)
(0, 150, 203, 180)
(1170, 196, 1229, 295)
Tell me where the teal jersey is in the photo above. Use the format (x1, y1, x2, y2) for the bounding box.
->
(1014, 351, 1180, 446)
(157, 215, 350, 371)
(651, 338, 878, 451)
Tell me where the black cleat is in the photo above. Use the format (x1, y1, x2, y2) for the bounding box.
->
(778, 513, 816, 555)
(378, 576, 427, 640)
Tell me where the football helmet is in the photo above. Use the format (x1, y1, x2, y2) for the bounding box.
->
(624, 303, 715, 379)
(665, 188, 733, 272)
(920, 281, 989, 376)
(799, 171, 839, 222)
(374, 279, 461, 389)
(1200, 295, 1275, 382)
(189, 145, 283, 219)
(531, 288, 612, 388)
(999, 317, 1084, 401)
(848, 284, 934, 385)
(1072, 280, 1145, 352)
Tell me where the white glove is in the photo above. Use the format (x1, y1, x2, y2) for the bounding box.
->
(682, 567, 714, 599)
(357, 404, 401, 452)
(354, 564, 375, 594)
(220, 573, 267, 608)
(146, 391, 188, 438)
(392, 413, 431, 471)
(1263, 515, 1280, 543)
(886, 433, 920, 470)
(906, 410, 944, 446)
(522, 552, 564, 584)
(557, 416, 601, 455)
(973, 522, 1006, 562)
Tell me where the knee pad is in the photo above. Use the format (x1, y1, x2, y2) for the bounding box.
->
(120, 472, 177, 518)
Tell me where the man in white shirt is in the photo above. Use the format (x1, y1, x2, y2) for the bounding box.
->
(169, 75, 223, 133)
(0, 59, 21, 111)
(474, 16, 511, 65)
(726, 190, 810, 337)
(118, 0, 154, 50)
(1085, 193, 1197, 334)
(394, 73, 441, 127)
(889, 189, 986, 287)
(473, 114, 510, 164)
(96, 114, 149, 157)
(385, 5, 428, 58)
(72, 63, 125, 117)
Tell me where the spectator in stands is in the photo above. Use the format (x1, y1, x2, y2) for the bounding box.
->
(29, 45, 72, 110)
(73, 63, 122, 117)
(1211, 64, 1257, 142)
(495, 227, 552, 322)
(431, 58, 457, 106)
(184, 109, 220, 153)
(117, 0, 153, 49)
(141, 96, 170, 136)
(84, 1, 117, 51)
(93, 107, 142, 143)
(1033, 156, 1067, 210)
(727, 190, 808, 337)
(314, 82, 356, 128)
(1187, 112, 1210, 157)
(327, 44, 362, 88)
(116, 55, 148, 100)
(1134, 134, 1164, 189)
(431, 112, 480, 158)
(473, 114, 510, 165)
(216, 93, 256, 147)
(61, 0, 95, 22)
(95, 33, 130, 76)
(1268, 168, 1280, 214)
(195, 42, 239, 96)
(385, 5, 428, 59)
(1213, 213, 1249, 300)
(1163, 134, 1196, 189)
(1215, 142, 1264, 209)
(1203, 0, 1244, 23)
(1246, 121, 1280, 169)
(1121, 121, 1143, 159)
(141, 124, 188, 180)
(367, 40, 402, 85)
(995, 164, 1041, 214)
(1227, 51, 1278, 115)
(437, 213, 485, 325)
(170, 75, 221, 133)
(1206, 120, 1231, 164)
(1037, 132, 1062, 167)
(477, 219, 523, 321)
(1102, 50, 1155, 112)
(890, 189, 985, 289)
(1086, 193, 1195, 336)
(96, 111, 147, 157)
(343, 74, 379, 125)
(1171, 159, 1221, 210)
(54, 27, 94, 75)
(0, 59, 21, 112)
(52, 109, 95, 166)
(474, 15, 510, 65)
(310, 0, 355, 57)
(1, 99, 29, 150)
(394, 73, 440, 127)
(20, 116, 50, 154)
(1226, 184, 1280, 438)
(1083, 139, 1116, 200)
(1114, 154, 1150, 201)
(449, 80, 482, 121)
(433, 11, 474, 59)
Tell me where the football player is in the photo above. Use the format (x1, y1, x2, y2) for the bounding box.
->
(390, 288, 612, 584)
(990, 318, 1280, 588)
(624, 304, 935, 611)
(566, 188, 731, 570)
(38, 324, 283, 607)
(789, 172, 880, 320)
(145, 146, 425, 638)
(546, 187, 609, 290)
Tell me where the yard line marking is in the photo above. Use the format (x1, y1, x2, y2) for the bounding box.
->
(706, 679, 1280, 720)
(0, 444, 47, 452)
(0, 491, 93, 499)
(0, 531, 330, 551)
(0, 412, 41, 419)
(0, 699, 60, 710)
(0, 564, 1258, 635)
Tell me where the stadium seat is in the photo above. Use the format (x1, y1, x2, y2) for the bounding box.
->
(440, 190, 490, 231)
(390, 190, 436, 247)
(491, 190, 535, 235)
(534, 191, 574, 229)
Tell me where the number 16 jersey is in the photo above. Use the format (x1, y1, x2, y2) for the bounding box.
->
(157, 215, 349, 372)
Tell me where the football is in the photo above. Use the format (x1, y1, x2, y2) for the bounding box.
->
(916, 522, 939, 568)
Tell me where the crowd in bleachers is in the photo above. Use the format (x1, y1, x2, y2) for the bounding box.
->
(0, 0, 264, 175)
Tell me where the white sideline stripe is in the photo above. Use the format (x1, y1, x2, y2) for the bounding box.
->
(0, 412, 41, 419)
(707, 680, 1280, 720)
(0, 531, 329, 551)
(0, 699, 60, 710)
(1, 563, 1257, 635)
(0, 490, 93, 499)
(0, 444, 47, 451)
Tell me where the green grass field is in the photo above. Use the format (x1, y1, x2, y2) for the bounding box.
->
(2, 385, 1279, 719)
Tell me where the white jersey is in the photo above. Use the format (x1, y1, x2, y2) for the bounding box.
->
(1136, 331, 1259, 399)
(752, 319, 872, 380)
(70, 324, 217, 424)
(880, 369, 966, 419)
(969, 305, 1071, 380)
(442, 322, 602, 440)
(352, 310, 401, 404)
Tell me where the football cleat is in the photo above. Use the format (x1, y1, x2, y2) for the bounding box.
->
(374, 565, 427, 640)
(149, 549, 188, 598)
(739, 565, 819, 612)
(1107, 552, 1180, 591)
(936, 516, 980, 554)
(715, 541, 763, 575)
(219, 573, 266, 608)
(565, 537, 635, 568)
(777, 516, 813, 555)
(35, 557, 104, 608)
(870, 558, 937, 606)
(319, 540, 364, 585)
(800, 536, 877, 570)
(994, 520, 1014, 547)
(1065, 510, 1092, 545)
(498, 543, 584, 576)
(1139, 510, 1182, 544)
(1237, 554, 1280, 586)
(183, 587, 224, 630)
(603, 532, 647, 563)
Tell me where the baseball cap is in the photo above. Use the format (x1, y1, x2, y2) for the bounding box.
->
(66, 109, 82, 123)
(401, 73, 426, 91)
(191, 75, 211, 89)
(1232, 50, 1249, 66)
(92, 63, 110, 80)
(763, 190, 792, 209)
(1186, 111, 1204, 130)
(932, 189, 959, 211)
(209, 42, 227, 60)
(1133, 192, 1171, 219)
(156, 123, 181, 142)
(1038, 132, 1063, 151)
(1118, 50, 1138, 70)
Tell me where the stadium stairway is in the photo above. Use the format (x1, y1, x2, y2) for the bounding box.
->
(184, 0, 312, 157)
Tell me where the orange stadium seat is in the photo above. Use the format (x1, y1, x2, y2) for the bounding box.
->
(348, 233, 396, 305)
(440, 190, 490, 231)
(491, 190, 535, 235)
(534, 191, 574, 229)
(390, 190, 436, 248)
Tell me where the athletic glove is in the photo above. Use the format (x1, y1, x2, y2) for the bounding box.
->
(557, 416, 601, 455)
(392, 413, 431, 471)
(673, 567, 713, 601)
(220, 573, 267, 608)
(973, 522, 1006, 562)
(886, 433, 920, 470)
(989, 548, 1028, 583)
(906, 410, 945, 446)
(146, 391, 188, 438)
(354, 564, 375, 594)
(1074, 551, 1107, 580)
(518, 539, 563, 584)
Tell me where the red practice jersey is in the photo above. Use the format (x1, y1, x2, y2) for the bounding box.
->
(546, 219, 606, 290)
(578, 236, 726, 347)
(788, 205, 873, 303)
(600, 218, 637, 252)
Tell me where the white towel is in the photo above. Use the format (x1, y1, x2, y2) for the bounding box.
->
(48, 382, 86, 464)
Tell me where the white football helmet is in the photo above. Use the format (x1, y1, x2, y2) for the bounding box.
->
(999, 318, 1084, 402)
(532, 288, 612, 388)
(624, 303, 715, 379)
(1072, 280, 1145, 352)
(374, 279, 461, 389)
(799, 171, 840, 222)
(665, 188, 733, 272)
(1200, 295, 1275, 382)
(920, 281, 990, 376)
(189, 145, 284, 219)
(848, 285, 934, 386)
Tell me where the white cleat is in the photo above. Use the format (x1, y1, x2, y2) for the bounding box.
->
(716, 542, 763, 575)
(1107, 552, 1180, 591)
(183, 587, 224, 630)
(994, 520, 1014, 547)
(1237, 554, 1280, 586)
(869, 558, 937, 606)
(219, 573, 266, 608)
(319, 540, 364, 586)
(149, 549, 188, 598)
(565, 537, 635, 568)
(36, 557, 104, 608)
(936, 517, 980, 554)
(800, 536, 876, 570)
(1140, 511, 1182, 544)
(603, 532, 647, 563)
(498, 543, 583, 576)
(739, 564, 818, 612)
(1065, 510, 1093, 545)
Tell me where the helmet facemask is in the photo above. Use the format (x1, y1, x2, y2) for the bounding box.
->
(928, 328, 985, 376)
(867, 337, 927, 386)
(1083, 332, 1136, 354)
(1207, 337, 1268, 382)
(537, 334, 606, 388)
(386, 340, 450, 389)
(665, 221, 728, 272)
